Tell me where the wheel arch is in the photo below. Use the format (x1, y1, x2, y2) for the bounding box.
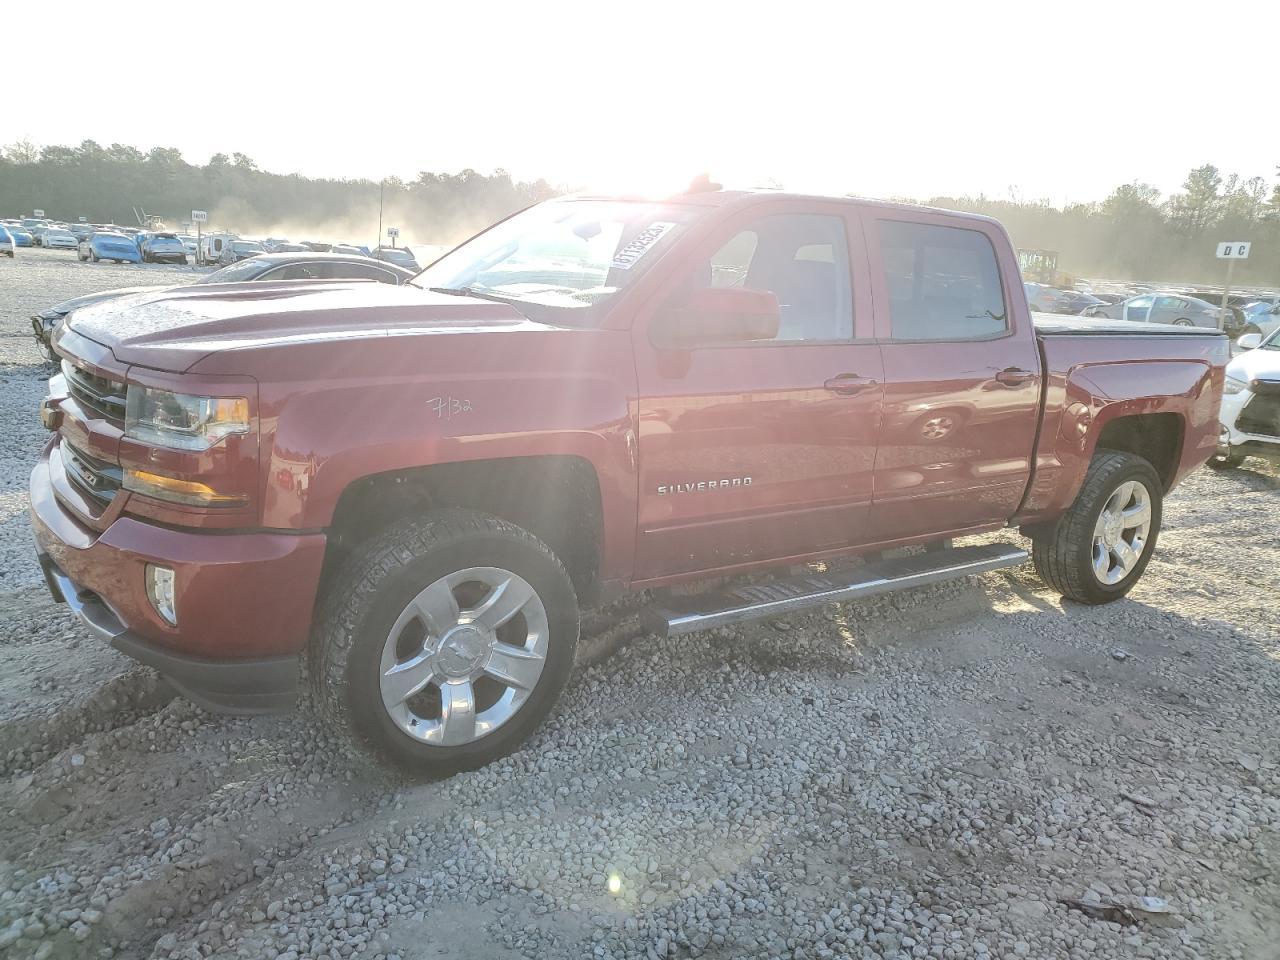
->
(1092, 411, 1185, 491)
(325, 455, 607, 604)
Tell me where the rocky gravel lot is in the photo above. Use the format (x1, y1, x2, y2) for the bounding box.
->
(1, 247, 1278, 960)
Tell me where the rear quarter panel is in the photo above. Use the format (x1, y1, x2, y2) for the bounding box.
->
(1015, 332, 1228, 524)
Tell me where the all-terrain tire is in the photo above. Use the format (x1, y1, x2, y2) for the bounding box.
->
(1031, 449, 1163, 604)
(307, 509, 579, 776)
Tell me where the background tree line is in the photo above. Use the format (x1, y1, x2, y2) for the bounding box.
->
(923, 164, 1279, 287)
(0, 139, 558, 249)
(1, 140, 1277, 286)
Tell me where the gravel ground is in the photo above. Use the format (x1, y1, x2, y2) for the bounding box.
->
(1, 247, 1278, 960)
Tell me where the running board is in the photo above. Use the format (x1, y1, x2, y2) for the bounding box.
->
(645, 543, 1028, 638)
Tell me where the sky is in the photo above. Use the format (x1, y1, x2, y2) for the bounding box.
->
(5, 1, 1277, 206)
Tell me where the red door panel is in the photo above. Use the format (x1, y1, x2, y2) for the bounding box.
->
(863, 212, 1041, 540)
(632, 201, 883, 581)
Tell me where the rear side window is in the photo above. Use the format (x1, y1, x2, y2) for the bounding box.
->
(878, 220, 1008, 341)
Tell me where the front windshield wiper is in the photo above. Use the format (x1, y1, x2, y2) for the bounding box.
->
(425, 285, 520, 305)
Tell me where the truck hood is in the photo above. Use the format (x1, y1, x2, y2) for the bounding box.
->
(1226, 345, 1280, 383)
(64, 280, 538, 372)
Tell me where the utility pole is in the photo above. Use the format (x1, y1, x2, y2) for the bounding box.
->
(377, 179, 384, 252)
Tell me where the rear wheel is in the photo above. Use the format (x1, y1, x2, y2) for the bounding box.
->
(308, 509, 579, 776)
(1032, 450, 1162, 604)
(1173, 318, 1193, 327)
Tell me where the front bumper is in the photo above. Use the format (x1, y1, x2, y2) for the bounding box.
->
(30, 448, 327, 714)
(1219, 389, 1280, 461)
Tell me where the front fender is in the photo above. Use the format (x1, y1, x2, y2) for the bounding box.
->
(257, 328, 639, 582)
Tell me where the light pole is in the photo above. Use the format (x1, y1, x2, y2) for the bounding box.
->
(377, 179, 384, 253)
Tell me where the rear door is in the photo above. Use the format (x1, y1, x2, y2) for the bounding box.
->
(631, 200, 884, 580)
(1122, 295, 1153, 323)
(864, 212, 1042, 541)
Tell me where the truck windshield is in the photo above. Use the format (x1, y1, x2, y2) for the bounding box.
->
(412, 199, 703, 324)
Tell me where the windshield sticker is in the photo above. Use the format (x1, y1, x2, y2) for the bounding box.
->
(610, 222, 676, 270)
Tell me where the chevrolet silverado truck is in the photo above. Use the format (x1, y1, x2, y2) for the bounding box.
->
(31, 189, 1228, 774)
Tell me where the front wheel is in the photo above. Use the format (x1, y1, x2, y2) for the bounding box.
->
(308, 509, 579, 775)
(1031, 450, 1162, 604)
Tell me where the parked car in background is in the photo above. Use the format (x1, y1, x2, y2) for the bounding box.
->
(1086, 293, 1221, 328)
(70, 224, 95, 241)
(273, 242, 311, 253)
(141, 233, 189, 264)
(29, 225, 52, 246)
(31, 252, 416, 361)
(1023, 282, 1074, 314)
(178, 235, 199, 256)
(1058, 291, 1106, 315)
(79, 231, 143, 264)
(1239, 301, 1280, 337)
(42, 228, 79, 250)
(330, 243, 370, 257)
(223, 239, 266, 263)
(0, 226, 14, 258)
(1213, 328, 1280, 468)
(5, 226, 34, 247)
(373, 245, 421, 271)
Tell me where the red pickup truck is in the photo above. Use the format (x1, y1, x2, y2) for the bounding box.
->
(31, 189, 1228, 774)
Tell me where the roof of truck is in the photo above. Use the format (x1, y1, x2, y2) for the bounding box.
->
(566, 188, 1005, 228)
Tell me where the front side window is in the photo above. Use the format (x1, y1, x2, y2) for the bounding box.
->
(879, 220, 1008, 341)
(413, 199, 705, 325)
(696, 213, 853, 342)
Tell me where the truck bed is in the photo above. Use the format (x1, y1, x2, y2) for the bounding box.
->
(1033, 314, 1228, 337)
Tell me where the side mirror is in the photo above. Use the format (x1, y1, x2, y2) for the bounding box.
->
(1236, 333, 1262, 350)
(652, 287, 780, 349)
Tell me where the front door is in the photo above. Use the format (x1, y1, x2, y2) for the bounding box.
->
(864, 213, 1042, 541)
(632, 202, 883, 581)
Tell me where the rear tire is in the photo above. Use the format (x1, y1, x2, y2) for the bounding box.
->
(307, 509, 579, 776)
(1173, 318, 1193, 327)
(1031, 450, 1162, 604)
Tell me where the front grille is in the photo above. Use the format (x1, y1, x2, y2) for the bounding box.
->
(1238, 393, 1280, 439)
(62, 360, 126, 423)
(61, 440, 122, 507)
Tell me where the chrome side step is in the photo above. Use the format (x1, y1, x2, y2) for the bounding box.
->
(644, 543, 1028, 638)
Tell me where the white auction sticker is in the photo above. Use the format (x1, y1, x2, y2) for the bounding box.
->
(610, 222, 676, 270)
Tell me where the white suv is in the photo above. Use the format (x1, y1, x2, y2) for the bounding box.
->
(1214, 330, 1280, 468)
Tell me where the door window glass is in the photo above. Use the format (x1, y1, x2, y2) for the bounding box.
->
(879, 220, 1008, 340)
(700, 214, 852, 341)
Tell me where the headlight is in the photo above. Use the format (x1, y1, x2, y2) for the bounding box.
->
(124, 385, 249, 450)
(1223, 376, 1249, 396)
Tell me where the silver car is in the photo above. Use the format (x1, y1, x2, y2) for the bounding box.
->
(1087, 292, 1222, 328)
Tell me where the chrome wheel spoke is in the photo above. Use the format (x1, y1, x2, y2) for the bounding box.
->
(434, 680, 477, 746)
(1113, 539, 1138, 573)
(1092, 542, 1111, 580)
(380, 653, 436, 708)
(469, 576, 535, 631)
(483, 643, 545, 691)
(411, 579, 461, 636)
(1122, 499, 1150, 529)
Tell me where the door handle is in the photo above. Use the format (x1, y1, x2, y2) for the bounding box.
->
(824, 374, 879, 395)
(993, 367, 1035, 387)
